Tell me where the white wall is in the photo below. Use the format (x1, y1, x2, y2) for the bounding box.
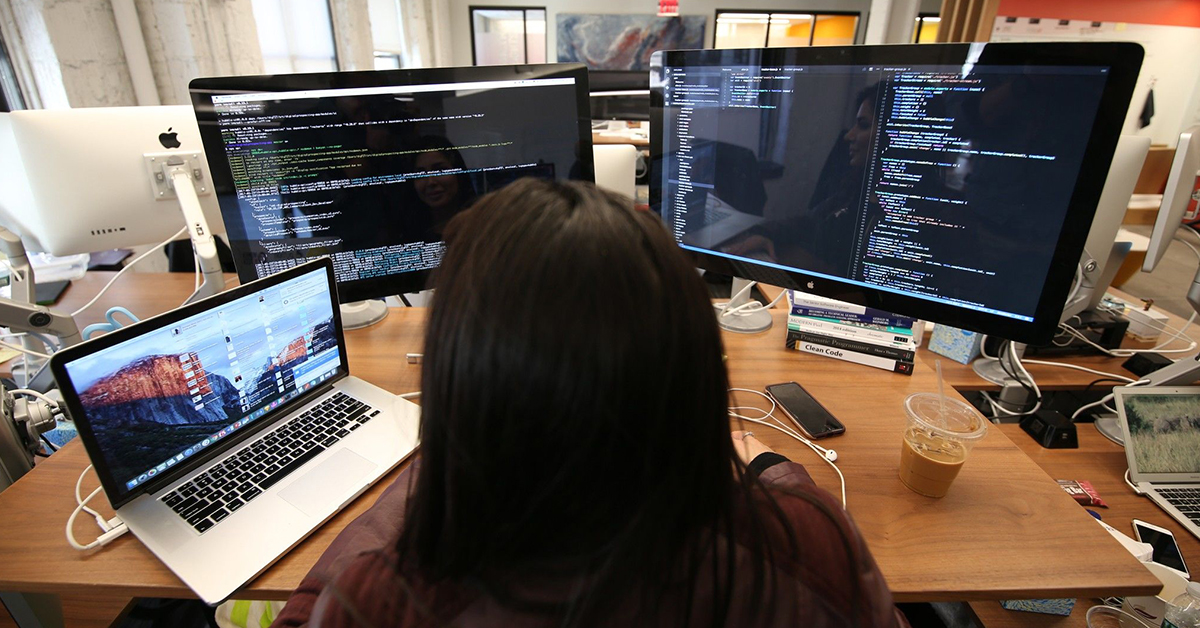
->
(991, 18, 1200, 146)
(5, 0, 136, 108)
(447, 0, 877, 67)
(137, 0, 264, 105)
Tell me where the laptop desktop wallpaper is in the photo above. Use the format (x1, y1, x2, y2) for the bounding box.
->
(1123, 393, 1200, 475)
(64, 270, 340, 487)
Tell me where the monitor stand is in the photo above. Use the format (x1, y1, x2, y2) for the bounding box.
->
(972, 341, 1026, 386)
(340, 300, 389, 330)
(1094, 414, 1125, 445)
(715, 277, 772, 334)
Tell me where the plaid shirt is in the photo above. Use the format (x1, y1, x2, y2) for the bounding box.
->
(272, 459, 908, 628)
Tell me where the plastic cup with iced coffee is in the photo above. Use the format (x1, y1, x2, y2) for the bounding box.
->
(899, 393, 988, 498)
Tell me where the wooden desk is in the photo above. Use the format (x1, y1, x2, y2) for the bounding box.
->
(970, 422, 1200, 626)
(934, 288, 1199, 391)
(0, 274, 1160, 615)
(591, 131, 649, 147)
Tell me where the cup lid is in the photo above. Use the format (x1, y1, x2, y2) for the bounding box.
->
(905, 392, 988, 441)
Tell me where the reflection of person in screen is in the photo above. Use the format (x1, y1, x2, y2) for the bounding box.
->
(726, 84, 880, 277)
(407, 136, 477, 242)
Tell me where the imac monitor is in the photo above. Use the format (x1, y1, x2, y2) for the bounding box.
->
(1143, 125, 1200, 273)
(0, 106, 224, 256)
(650, 43, 1143, 344)
(189, 64, 594, 303)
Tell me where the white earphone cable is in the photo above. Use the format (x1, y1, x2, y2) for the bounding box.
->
(728, 387, 846, 507)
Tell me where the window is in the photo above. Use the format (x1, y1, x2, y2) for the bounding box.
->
(369, 0, 408, 69)
(251, 0, 339, 74)
(374, 53, 402, 70)
(0, 31, 25, 111)
(714, 11, 859, 48)
(913, 14, 941, 43)
(470, 7, 546, 66)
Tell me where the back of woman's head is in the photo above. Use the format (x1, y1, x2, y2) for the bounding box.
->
(401, 178, 737, 616)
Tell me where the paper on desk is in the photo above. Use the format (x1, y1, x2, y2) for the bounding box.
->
(0, 346, 20, 365)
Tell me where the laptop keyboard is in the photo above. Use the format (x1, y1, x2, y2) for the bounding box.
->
(160, 391, 381, 534)
(703, 206, 732, 224)
(1157, 488, 1200, 526)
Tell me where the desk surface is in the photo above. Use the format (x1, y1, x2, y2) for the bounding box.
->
(0, 273, 1160, 604)
(591, 131, 650, 146)
(970, 421, 1200, 626)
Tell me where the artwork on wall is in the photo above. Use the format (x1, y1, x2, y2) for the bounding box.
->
(556, 14, 706, 71)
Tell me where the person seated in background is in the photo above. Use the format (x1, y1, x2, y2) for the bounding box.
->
(271, 179, 907, 628)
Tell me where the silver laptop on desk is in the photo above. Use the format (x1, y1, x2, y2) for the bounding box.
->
(50, 259, 420, 604)
(683, 192, 764, 249)
(1116, 387, 1200, 540)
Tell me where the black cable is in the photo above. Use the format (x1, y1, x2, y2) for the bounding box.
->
(1083, 377, 1131, 396)
(1063, 377, 1133, 421)
(40, 435, 59, 452)
(398, 294, 413, 307)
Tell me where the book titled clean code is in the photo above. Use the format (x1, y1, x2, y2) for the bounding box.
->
(787, 329, 916, 362)
(787, 316, 916, 349)
(790, 339, 915, 375)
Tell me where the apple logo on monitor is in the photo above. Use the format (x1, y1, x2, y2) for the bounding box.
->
(806, 281, 815, 290)
(159, 127, 181, 149)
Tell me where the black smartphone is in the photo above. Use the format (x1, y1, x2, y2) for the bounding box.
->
(764, 382, 845, 439)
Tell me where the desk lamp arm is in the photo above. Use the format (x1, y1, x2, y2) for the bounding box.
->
(0, 227, 33, 304)
(0, 228, 79, 392)
(0, 299, 81, 346)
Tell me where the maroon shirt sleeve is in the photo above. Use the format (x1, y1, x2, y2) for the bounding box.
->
(270, 460, 420, 628)
(274, 458, 909, 628)
(757, 461, 910, 628)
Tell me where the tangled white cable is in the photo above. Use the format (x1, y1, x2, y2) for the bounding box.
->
(66, 465, 127, 551)
(727, 387, 846, 507)
(714, 281, 788, 318)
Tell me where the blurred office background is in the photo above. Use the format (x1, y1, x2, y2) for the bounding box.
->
(0, 0, 1197, 314)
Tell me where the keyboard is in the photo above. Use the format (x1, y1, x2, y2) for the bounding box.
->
(161, 391, 381, 534)
(703, 206, 732, 225)
(1156, 488, 1200, 526)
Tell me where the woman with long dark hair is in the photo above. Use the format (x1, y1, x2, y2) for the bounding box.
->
(273, 179, 906, 627)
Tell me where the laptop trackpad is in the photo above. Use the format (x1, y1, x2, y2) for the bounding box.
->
(278, 449, 377, 518)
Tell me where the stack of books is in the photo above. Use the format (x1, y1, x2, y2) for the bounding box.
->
(786, 290, 921, 375)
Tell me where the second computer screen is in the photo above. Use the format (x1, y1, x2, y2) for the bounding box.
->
(659, 60, 1110, 324)
(203, 75, 587, 297)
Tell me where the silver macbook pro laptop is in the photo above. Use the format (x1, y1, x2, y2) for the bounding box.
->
(50, 259, 420, 604)
(1116, 386, 1200, 540)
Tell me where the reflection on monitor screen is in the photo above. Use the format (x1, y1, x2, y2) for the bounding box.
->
(651, 44, 1143, 343)
(191, 65, 592, 301)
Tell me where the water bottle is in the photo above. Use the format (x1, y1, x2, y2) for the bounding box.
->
(1163, 582, 1200, 627)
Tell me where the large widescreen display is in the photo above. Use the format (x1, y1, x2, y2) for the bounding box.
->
(651, 43, 1143, 343)
(191, 64, 593, 301)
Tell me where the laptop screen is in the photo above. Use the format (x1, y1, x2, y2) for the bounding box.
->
(1122, 391, 1200, 475)
(60, 267, 342, 494)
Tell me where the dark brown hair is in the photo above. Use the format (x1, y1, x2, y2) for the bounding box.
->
(398, 178, 795, 625)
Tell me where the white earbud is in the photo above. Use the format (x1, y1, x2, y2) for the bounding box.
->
(824, 448, 838, 462)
